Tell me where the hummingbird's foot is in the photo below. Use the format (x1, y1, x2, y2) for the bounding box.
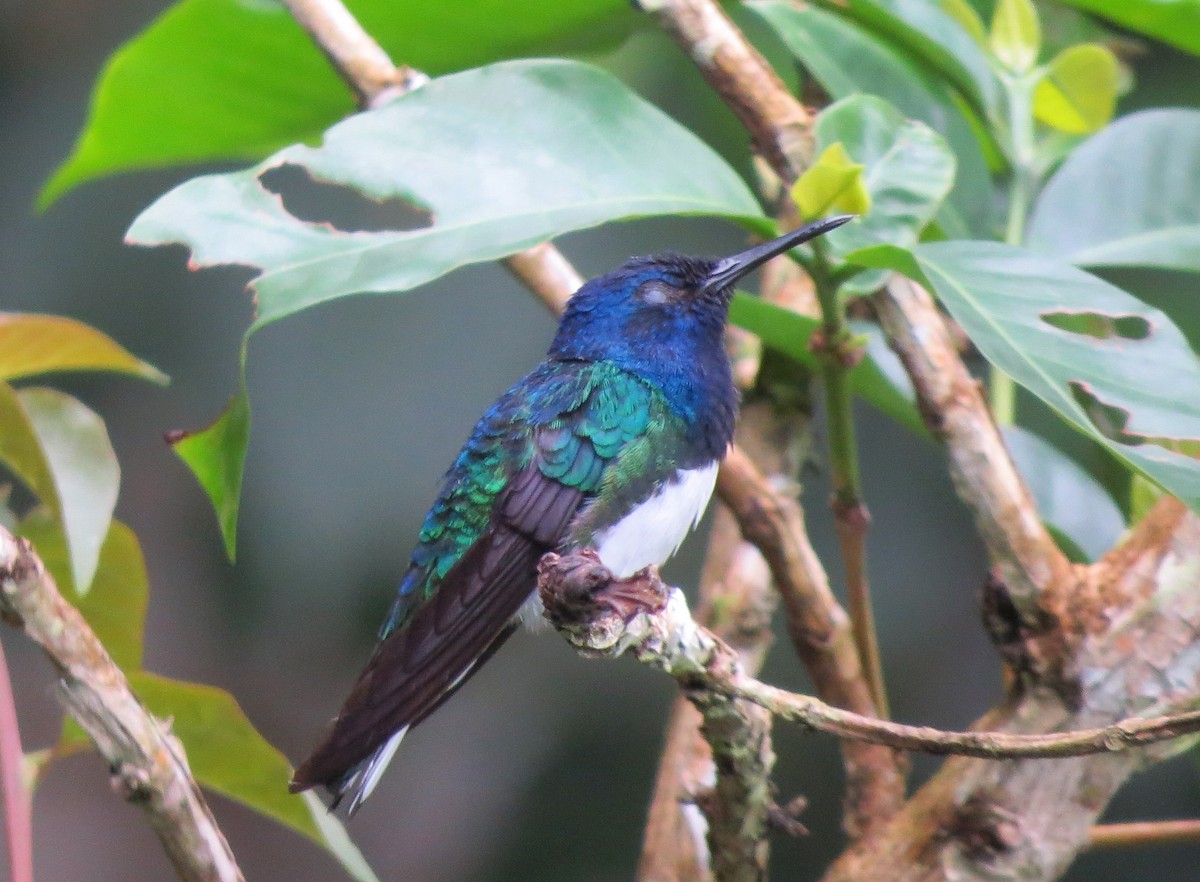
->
(537, 550, 670, 630)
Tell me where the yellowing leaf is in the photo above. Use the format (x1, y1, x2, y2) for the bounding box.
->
(1034, 44, 1119, 134)
(0, 313, 167, 384)
(130, 674, 380, 882)
(790, 142, 871, 220)
(20, 514, 148, 671)
(990, 0, 1041, 72)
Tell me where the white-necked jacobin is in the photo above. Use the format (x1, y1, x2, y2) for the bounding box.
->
(290, 215, 853, 812)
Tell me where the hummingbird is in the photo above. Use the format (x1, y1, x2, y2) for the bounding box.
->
(290, 216, 853, 812)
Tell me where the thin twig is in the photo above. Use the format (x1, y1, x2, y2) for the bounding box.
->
(280, 0, 585, 313)
(1088, 819, 1200, 850)
(0, 640, 33, 882)
(873, 277, 1071, 624)
(282, 0, 423, 107)
(539, 552, 1200, 765)
(0, 528, 244, 882)
(635, 0, 813, 179)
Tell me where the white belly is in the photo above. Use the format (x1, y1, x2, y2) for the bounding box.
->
(592, 462, 719, 578)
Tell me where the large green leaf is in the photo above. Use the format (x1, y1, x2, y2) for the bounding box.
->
(729, 293, 926, 437)
(129, 673, 379, 882)
(814, 0, 1000, 117)
(1002, 425, 1124, 561)
(0, 314, 166, 384)
(0, 384, 119, 593)
(814, 96, 956, 295)
(1055, 0, 1200, 57)
(131, 59, 766, 554)
(1027, 110, 1200, 271)
(748, 0, 994, 237)
(130, 60, 766, 331)
(20, 513, 148, 670)
(43, 0, 639, 205)
(850, 241, 1200, 510)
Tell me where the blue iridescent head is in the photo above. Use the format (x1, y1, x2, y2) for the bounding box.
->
(547, 216, 854, 403)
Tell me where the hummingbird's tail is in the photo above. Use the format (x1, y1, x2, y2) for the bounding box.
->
(326, 726, 409, 815)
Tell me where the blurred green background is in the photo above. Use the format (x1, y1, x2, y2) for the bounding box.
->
(2, 1, 1199, 879)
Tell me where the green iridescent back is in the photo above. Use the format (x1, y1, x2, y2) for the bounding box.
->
(382, 359, 692, 637)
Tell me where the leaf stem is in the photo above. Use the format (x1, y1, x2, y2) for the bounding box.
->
(809, 242, 889, 720)
(0, 640, 33, 882)
(992, 71, 1041, 427)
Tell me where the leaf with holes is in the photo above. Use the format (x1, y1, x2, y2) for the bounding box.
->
(813, 96, 956, 296)
(729, 293, 926, 437)
(849, 240, 1200, 510)
(129, 59, 765, 331)
(42, 0, 641, 205)
(129, 59, 766, 555)
(1027, 110, 1200, 271)
(748, 0, 994, 237)
(0, 313, 167, 383)
(0, 383, 119, 593)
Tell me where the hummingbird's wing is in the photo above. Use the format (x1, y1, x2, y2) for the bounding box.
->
(291, 362, 662, 808)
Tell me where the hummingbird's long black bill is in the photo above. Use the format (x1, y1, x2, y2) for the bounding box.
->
(701, 214, 855, 295)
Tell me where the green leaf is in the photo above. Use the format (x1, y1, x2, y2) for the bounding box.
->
(169, 380, 250, 561)
(0, 384, 119, 593)
(0, 314, 166, 384)
(129, 59, 765, 332)
(814, 0, 1001, 117)
(133, 60, 765, 553)
(729, 293, 927, 437)
(1054, 0, 1200, 58)
(129, 673, 379, 882)
(1001, 425, 1124, 561)
(989, 0, 1041, 72)
(791, 142, 871, 220)
(1027, 110, 1200, 270)
(1033, 44, 1118, 134)
(20, 513, 148, 670)
(851, 241, 1200, 511)
(748, 0, 994, 237)
(43, 0, 640, 205)
(814, 96, 956, 295)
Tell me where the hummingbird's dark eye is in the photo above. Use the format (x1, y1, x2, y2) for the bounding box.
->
(636, 279, 679, 306)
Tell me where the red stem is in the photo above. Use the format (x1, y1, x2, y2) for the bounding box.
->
(0, 639, 33, 882)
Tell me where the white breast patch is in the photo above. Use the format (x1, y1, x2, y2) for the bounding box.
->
(592, 462, 719, 578)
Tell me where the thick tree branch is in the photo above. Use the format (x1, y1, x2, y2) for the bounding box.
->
(873, 278, 1071, 623)
(0, 528, 243, 882)
(635, 0, 813, 179)
(822, 505, 1200, 882)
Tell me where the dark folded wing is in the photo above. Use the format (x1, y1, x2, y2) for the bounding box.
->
(290, 465, 585, 792)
